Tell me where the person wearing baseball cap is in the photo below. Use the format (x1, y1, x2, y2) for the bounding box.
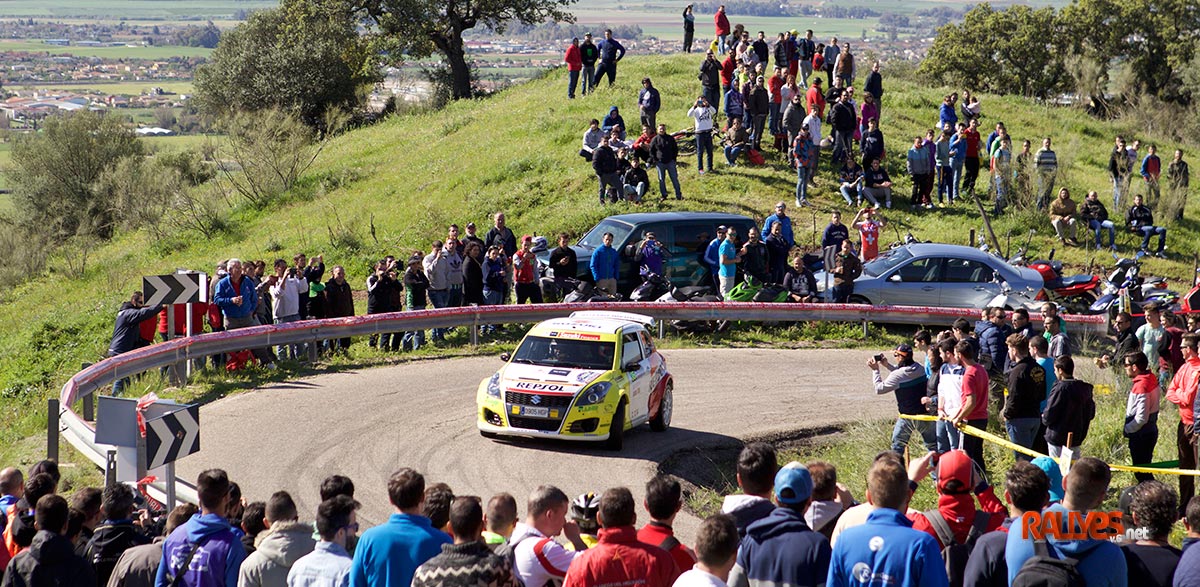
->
(727, 462, 830, 587)
(871, 344, 937, 454)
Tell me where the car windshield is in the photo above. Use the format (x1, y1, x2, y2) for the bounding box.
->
(578, 219, 635, 249)
(511, 336, 616, 371)
(863, 247, 913, 278)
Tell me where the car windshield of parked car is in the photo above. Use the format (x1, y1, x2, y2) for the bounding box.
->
(511, 336, 616, 371)
(579, 219, 635, 249)
(863, 247, 913, 278)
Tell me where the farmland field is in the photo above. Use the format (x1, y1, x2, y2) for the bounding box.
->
(0, 40, 212, 59)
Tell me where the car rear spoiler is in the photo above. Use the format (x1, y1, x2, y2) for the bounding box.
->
(569, 310, 655, 326)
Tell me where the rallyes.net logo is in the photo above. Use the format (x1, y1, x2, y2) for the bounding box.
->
(1019, 510, 1150, 542)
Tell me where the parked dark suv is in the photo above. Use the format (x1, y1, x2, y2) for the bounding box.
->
(537, 212, 756, 295)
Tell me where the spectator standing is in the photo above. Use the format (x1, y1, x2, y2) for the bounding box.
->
(720, 443, 777, 537)
(961, 119, 982, 197)
(239, 492, 316, 587)
(714, 5, 730, 54)
(422, 242, 453, 343)
(579, 33, 599, 95)
(830, 240, 861, 303)
(933, 338, 965, 453)
(106, 292, 165, 395)
(952, 340, 991, 475)
(1111, 136, 1134, 209)
(366, 259, 400, 350)
(800, 103, 821, 173)
(323, 266, 354, 352)
(1168, 148, 1190, 220)
(481, 493, 518, 554)
(590, 232, 620, 295)
(1128, 193, 1168, 258)
(1005, 458, 1126, 587)
(1166, 333, 1200, 513)
(213, 260, 275, 369)
(411, 497, 520, 587)
(822, 37, 839, 87)
(2, 495, 95, 587)
(1043, 356, 1096, 459)
(793, 128, 817, 207)
(268, 259, 308, 360)
(826, 457, 949, 587)
(688, 96, 717, 174)
(1124, 351, 1161, 482)
(728, 463, 831, 587)
(1003, 333, 1046, 459)
(511, 236, 543, 305)
(761, 203, 794, 249)
(1044, 314, 1071, 360)
(107, 505, 196, 587)
(350, 469, 450, 587)
(1081, 190, 1117, 250)
(682, 5, 695, 53)
(860, 118, 886, 173)
(803, 462, 855, 541)
(548, 234, 578, 291)
(1121, 481, 1180, 587)
(639, 78, 661, 132)
(821, 211, 850, 251)
(563, 488, 679, 587)
(739, 226, 768, 286)
(155, 470, 246, 587)
(592, 29, 625, 88)
(907, 450, 1006, 583)
(593, 136, 622, 204)
(764, 223, 791, 284)
(637, 476, 697, 574)
(402, 256, 429, 351)
(872, 344, 935, 454)
(863, 60, 882, 110)
(796, 31, 815, 86)
(746, 77, 769, 151)
(961, 462, 1051, 587)
(908, 136, 933, 209)
(1034, 137, 1058, 210)
(510, 486, 589, 587)
(650, 124, 683, 200)
(717, 227, 741, 299)
(939, 94, 959, 131)
(1142, 144, 1163, 203)
(829, 94, 856, 167)
(767, 67, 785, 139)
(1138, 301, 1168, 384)
(674, 514, 738, 587)
(947, 123, 968, 203)
(851, 207, 884, 263)
(287, 496, 358, 587)
(704, 226, 728, 290)
(720, 53, 737, 102)
(563, 38, 582, 99)
(805, 77, 825, 119)
(83, 484, 150, 585)
(699, 51, 722, 112)
(833, 42, 854, 86)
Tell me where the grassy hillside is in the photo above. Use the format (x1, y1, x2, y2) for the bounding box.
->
(1, 53, 1197, 467)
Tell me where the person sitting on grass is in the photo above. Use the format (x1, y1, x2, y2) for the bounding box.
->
(580, 119, 603, 161)
(723, 117, 750, 166)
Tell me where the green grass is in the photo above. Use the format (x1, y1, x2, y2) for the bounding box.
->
(1, 52, 1198, 482)
(0, 40, 212, 59)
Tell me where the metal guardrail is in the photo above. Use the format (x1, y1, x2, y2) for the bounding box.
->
(58, 301, 1107, 504)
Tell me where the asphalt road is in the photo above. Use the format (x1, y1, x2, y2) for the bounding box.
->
(179, 348, 896, 543)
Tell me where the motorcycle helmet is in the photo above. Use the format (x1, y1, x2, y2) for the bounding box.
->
(531, 235, 549, 253)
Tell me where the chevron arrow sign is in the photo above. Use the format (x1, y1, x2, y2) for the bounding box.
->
(145, 404, 200, 470)
(142, 273, 208, 307)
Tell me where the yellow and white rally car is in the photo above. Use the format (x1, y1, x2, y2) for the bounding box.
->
(477, 311, 673, 450)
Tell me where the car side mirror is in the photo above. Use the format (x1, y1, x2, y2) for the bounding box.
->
(499, 352, 511, 362)
(888, 274, 902, 282)
(623, 361, 640, 372)
(622, 244, 637, 258)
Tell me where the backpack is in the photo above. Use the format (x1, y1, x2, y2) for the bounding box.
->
(923, 509, 991, 587)
(747, 148, 766, 166)
(1011, 540, 1087, 587)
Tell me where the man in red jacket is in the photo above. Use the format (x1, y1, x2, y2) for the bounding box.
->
(1167, 333, 1200, 514)
(564, 38, 582, 99)
(637, 476, 696, 575)
(714, 5, 730, 54)
(563, 487, 679, 587)
(805, 77, 825, 119)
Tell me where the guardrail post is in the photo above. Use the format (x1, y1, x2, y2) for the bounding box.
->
(658, 320, 665, 339)
(308, 332, 319, 363)
(47, 398, 59, 462)
(862, 319, 870, 338)
(470, 317, 479, 347)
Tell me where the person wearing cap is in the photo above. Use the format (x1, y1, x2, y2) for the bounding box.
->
(804, 72, 825, 119)
(961, 461, 1051, 587)
(871, 344, 935, 455)
(564, 38, 582, 99)
(592, 29, 625, 88)
(827, 456, 949, 587)
(727, 463, 831, 587)
(704, 226, 728, 290)
(761, 202, 794, 249)
(638, 77, 660, 132)
(579, 33, 599, 95)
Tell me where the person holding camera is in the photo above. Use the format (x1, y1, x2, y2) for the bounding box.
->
(871, 344, 936, 454)
(366, 258, 402, 349)
(687, 95, 717, 174)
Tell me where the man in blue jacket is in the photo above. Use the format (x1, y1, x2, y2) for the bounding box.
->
(761, 202, 795, 249)
(1005, 457, 1126, 587)
(638, 77, 661, 132)
(593, 29, 625, 88)
(107, 291, 164, 395)
(213, 258, 275, 368)
(704, 226, 728, 290)
(976, 306, 1013, 412)
(155, 469, 247, 587)
(590, 232, 620, 295)
(350, 468, 451, 587)
(827, 457, 949, 587)
(728, 462, 831, 587)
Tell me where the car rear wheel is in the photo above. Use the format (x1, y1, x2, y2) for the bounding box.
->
(604, 400, 626, 451)
(650, 382, 673, 432)
(849, 295, 871, 305)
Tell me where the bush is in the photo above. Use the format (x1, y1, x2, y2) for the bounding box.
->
(213, 109, 322, 209)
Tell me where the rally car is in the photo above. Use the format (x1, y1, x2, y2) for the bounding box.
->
(476, 311, 673, 450)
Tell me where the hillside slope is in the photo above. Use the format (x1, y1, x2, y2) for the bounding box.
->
(1, 53, 1196, 449)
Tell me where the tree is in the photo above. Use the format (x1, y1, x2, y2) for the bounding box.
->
(8, 111, 143, 240)
(194, 0, 380, 127)
(356, 0, 577, 101)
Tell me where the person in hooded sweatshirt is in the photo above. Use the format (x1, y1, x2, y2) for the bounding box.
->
(961, 461, 1050, 587)
(84, 483, 152, 585)
(601, 106, 626, 140)
(908, 450, 1006, 551)
(1042, 356, 1096, 460)
(727, 462, 831, 587)
(1, 494, 95, 587)
(238, 492, 316, 587)
(720, 443, 778, 537)
(109, 504, 199, 587)
(156, 469, 247, 587)
(1005, 457, 1127, 587)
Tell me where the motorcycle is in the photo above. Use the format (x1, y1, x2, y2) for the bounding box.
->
(638, 273, 729, 333)
(1088, 251, 1176, 317)
(561, 278, 623, 303)
(726, 278, 790, 303)
(1027, 248, 1101, 313)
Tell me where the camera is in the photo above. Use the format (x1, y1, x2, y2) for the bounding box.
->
(874, 353, 885, 362)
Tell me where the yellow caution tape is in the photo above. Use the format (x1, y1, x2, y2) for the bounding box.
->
(897, 413, 1200, 477)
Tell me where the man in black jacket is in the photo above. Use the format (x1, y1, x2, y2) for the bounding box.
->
(829, 94, 857, 166)
(84, 483, 150, 585)
(107, 292, 164, 396)
(1080, 189, 1116, 250)
(746, 77, 770, 151)
(650, 123, 683, 200)
(1003, 333, 1046, 460)
(699, 51, 722, 113)
(1127, 193, 1168, 257)
(592, 135, 622, 204)
(579, 33, 599, 96)
(1042, 356, 1096, 460)
(324, 266, 354, 352)
(1097, 311, 1139, 371)
(548, 233, 578, 296)
(2, 495, 96, 587)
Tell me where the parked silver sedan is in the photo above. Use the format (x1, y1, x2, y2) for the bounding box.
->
(814, 243, 1044, 308)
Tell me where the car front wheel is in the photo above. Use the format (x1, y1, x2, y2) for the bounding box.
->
(604, 400, 626, 451)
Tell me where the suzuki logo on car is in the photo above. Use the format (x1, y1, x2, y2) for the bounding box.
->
(531, 395, 542, 405)
(515, 382, 566, 392)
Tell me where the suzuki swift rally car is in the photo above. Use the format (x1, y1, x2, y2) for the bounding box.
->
(477, 311, 673, 450)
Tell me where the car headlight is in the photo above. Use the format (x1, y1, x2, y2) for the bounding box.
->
(486, 373, 501, 398)
(576, 381, 612, 406)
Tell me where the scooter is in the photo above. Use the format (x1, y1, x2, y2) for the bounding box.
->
(562, 278, 623, 303)
(1088, 251, 1175, 317)
(1028, 248, 1101, 313)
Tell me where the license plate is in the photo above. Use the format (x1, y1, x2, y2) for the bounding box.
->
(522, 406, 550, 418)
